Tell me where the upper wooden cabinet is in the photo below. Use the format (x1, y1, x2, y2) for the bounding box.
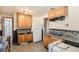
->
(25, 15, 32, 29)
(55, 6, 68, 17)
(48, 6, 68, 19)
(17, 13, 32, 29)
(48, 8, 55, 19)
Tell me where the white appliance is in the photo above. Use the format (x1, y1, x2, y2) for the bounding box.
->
(32, 16, 43, 42)
(48, 42, 79, 52)
(32, 24, 42, 42)
(33, 28, 42, 42)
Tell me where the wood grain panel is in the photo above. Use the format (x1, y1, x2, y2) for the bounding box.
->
(25, 15, 32, 29)
(17, 13, 32, 29)
(48, 6, 68, 19)
(55, 6, 68, 17)
(48, 8, 55, 19)
(18, 34, 27, 44)
(27, 33, 33, 42)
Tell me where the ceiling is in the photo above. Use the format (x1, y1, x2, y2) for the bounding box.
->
(0, 6, 56, 17)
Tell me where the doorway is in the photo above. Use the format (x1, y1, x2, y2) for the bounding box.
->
(2, 17, 13, 51)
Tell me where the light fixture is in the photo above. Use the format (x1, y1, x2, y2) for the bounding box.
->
(25, 8, 32, 15)
(17, 8, 32, 15)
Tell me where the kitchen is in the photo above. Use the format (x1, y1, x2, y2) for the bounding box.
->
(0, 6, 79, 52)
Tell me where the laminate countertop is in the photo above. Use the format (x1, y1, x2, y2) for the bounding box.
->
(47, 33, 79, 47)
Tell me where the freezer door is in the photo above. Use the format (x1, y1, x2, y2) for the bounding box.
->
(33, 29, 42, 42)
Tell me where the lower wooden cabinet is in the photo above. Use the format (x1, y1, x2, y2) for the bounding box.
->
(43, 35, 57, 48)
(18, 34, 27, 44)
(18, 33, 33, 44)
(43, 35, 51, 48)
(27, 33, 33, 42)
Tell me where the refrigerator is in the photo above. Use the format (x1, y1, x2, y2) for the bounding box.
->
(32, 24, 43, 42)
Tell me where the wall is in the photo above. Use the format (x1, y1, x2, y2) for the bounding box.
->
(65, 6, 79, 31)
(13, 13, 17, 31)
(0, 17, 2, 30)
(48, 6, 79, 31)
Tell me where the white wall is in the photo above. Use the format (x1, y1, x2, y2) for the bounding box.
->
(65, 6, 79, 31)
(13, 13, 17, 31)
(49, 6, 79, 31)
(0, 17, 2, 30)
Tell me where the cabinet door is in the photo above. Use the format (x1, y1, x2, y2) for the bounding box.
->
(18, 35, 23, 44)
(43, 35, 51, 48)
(25, 15, 32, 29)
(27, 33, 33, 42)
(48, 8, 55, 19)
(48, 6, 68, 19)
(17, 14, 26, 28)
(18, 35, 27, 44)
(55, 7, 68, 17)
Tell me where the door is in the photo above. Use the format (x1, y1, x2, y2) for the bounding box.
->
(3, 18, 13, 51)
(18, 34, 26, 44)
(17, 13, 26, 28)
(25, 15, 32, 29)
(33, 29, 42, 42)
(27, 33, 33, 42)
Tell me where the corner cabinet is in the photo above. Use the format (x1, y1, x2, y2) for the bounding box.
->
(48, 6, 68, 20)
(43, 35, 57, 48)
(17, 13, 32, 29)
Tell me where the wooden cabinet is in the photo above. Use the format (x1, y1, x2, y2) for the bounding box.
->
(18, 34, 27, 44)
(27, 33, 33, 42)
(43, 35, 57, 48)
(17, 14, 26, 28)
(48, 6, 68, 19)
(17, 13, 32, 29)
(18, 33, 33, 44)
(55, 6, 68, 17)
(48, 8, 55, 19)
(25, 15, 32, 29)
(43, 35, 51, 48)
